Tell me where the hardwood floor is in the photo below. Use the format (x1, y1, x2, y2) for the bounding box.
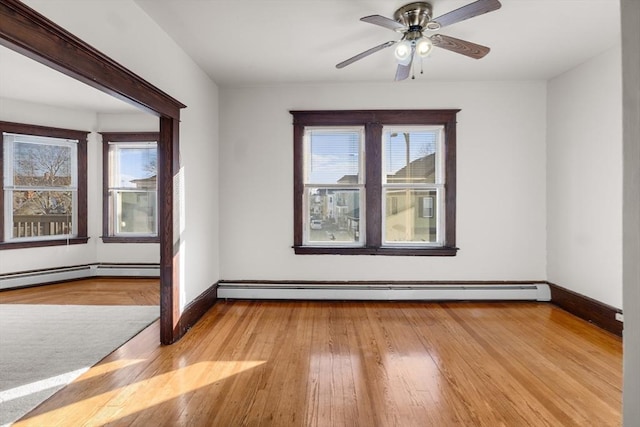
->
(0, 278, 160, 305)
(8, 296, 621, 426)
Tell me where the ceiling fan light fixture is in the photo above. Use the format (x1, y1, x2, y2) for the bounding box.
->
(416, 37, 433, 57)
(394, 40, 413, 64)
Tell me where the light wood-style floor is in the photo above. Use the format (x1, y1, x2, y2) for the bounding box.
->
(0, 277, 160, 305)
(2, 281, 622, 426)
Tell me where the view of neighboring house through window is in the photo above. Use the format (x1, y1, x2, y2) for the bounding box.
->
(0, 121, 88, 249)
(101, 132, 158, 242)
(383, 126, 444, 246)
(292, 110, 458, 256)
(304, 127, 364, 246)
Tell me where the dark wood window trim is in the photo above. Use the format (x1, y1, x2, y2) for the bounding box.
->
(0, 121, 89, 250)
(291, 109, 459, 256)
(101, 132, 160, 244)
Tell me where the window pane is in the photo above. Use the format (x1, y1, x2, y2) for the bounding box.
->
(13, 142, 73, 188)
(384, 130, 438, 184)
(307, 188, 361, 243)
(111, 146, 157, 189)
(384, 189, 438, 243)
(12, 190, 73, 238)
(115, 191, 157, 234)
(307, 130, 361, 184)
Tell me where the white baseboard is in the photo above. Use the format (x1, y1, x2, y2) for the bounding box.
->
(217, 282, 552, 301)
(0, 264, 159, 290)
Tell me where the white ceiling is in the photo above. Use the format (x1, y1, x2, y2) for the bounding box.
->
(135, 0, 620, 85)
(0, 0, 621, 113)
(0, 45, 139, 114)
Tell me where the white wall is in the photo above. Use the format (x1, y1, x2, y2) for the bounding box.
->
(13, 1, 221, 305)
(546, 46, 623, 309)
(219, 81, 547, 281)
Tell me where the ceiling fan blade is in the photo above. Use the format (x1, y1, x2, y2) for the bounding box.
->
(360, 14, 407, 32)
(430, 34, 490, 59)
(431, 0, 501, 28)
(394, 47, 415, 81)
(394, 63, 411, 81)
(336, 40, 396, 69)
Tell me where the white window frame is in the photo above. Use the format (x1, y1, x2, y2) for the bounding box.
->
(107, 141, 158, 237)
(3, 133, 78, 242)
(302, 126, 366, 247)
(381, 125, 445, 247)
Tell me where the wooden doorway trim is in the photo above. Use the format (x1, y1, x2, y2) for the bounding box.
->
(0, 0, 186, 344)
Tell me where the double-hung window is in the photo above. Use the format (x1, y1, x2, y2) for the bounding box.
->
(382, 126, 444, 246)
(292, 110, 458, 256)
(0, 121, 88, 249)
(303, 127, 365, 246)
(101, 132, 158, 243)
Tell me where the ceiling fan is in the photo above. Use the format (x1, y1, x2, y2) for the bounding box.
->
(336, 0, 502, 81)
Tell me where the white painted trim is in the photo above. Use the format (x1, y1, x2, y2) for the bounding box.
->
(0, 264, 159, 290)
(218, 282, 551, 302)
(92, 264, 159, 278)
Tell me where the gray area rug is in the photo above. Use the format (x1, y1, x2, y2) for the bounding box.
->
(0, 304, 159, 426)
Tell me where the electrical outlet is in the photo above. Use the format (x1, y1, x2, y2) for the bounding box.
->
(615, 312, 624, 322)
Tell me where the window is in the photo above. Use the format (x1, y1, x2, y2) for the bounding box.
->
(0, 121, 88, 249)
(292, 110, 458, 256)
(101, 132, 159, 243)
(303, 127, 364, 246)
(382, 126, 443, 246)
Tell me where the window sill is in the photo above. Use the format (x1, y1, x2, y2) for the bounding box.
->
(293, 246, 458, 256)
(101, 236, 159, 244)
(0, 237, 89, 250)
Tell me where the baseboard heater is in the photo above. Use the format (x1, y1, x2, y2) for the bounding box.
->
(0, 263, 160, 290)
(217, 282, 551, 301)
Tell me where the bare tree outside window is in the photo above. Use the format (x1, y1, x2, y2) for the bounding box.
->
(2, 131, 81, 241)
(13, 143, 73, 217)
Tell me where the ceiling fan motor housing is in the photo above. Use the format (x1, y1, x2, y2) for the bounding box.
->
(393, 2, 433, 28)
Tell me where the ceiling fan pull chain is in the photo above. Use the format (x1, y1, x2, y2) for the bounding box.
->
(411, 56, 416, 79)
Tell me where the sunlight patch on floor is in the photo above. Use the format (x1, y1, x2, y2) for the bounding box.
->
(18, 360, 266, 426)
(0, 369, 88, 404)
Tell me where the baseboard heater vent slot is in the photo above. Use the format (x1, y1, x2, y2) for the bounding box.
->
(217, 282, 551, 301)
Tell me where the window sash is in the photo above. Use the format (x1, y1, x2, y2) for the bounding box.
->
(381, 125, 444, 185)
(303, 126, 365, 185)
(108, 142, 157, 189)
(302, 185, 365, 247)
(381, 187, 444, 246)
(3, 134, 78, 189)
(110, 189, 157, 236)
(5, 189, 77, 241)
